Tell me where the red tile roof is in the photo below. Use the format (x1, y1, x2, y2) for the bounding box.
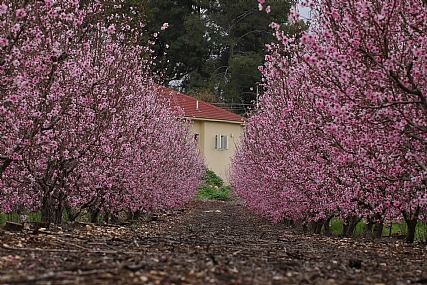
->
(156, 85, 245, 123)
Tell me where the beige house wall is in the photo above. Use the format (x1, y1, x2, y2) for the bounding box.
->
(190, 118, 244, 184)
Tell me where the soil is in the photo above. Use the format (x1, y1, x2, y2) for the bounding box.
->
(1, 200, 426, 285)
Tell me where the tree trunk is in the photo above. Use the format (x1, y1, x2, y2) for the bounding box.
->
(405, 218, 417, 243)
(403, 207, 420, 243)
(302, 223, 308, 234)
(282, 219, 294, 227)
(134, 210, 141, 220)
(55, 199, 63, 224)
(64, 203, 80, 222)
(363, 220, 374, 238)
(126, 210, 141, 221)
(104, 212, 110, 224)
(110, 213, 119, 223)
(127, 210, 133, 221)
(310, 219, 323, 234)
(90, 208, 101, 224)
(323, 216, 333, 236)
(40, 199, 53, 223)
(373, 221, 384, 239)
(40, 193, 63, 224)
(342, 215, 361, 237)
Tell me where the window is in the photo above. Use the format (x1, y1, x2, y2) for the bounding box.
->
(215, 134, 228, 150)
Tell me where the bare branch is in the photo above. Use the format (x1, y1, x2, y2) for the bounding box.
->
(413, 156, 427, 172)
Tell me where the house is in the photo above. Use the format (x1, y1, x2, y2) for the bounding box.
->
(157, 86, 245, 183)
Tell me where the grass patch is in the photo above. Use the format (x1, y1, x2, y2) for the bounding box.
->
(326, 218, 427, 240)
(329, 218, 343, 235)
(382, 221, 427, 240)
(0, 211, 41, 224)
(195, 169, 234, 201)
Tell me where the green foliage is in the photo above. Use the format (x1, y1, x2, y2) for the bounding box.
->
(329, 218, 344, 235)
(205, 0, 292, 106)
(195, 169, 234, 201)
(382, 221, 427, 240)
(145, 0, 295, 112)
(0, 210, 129, 225)
(203, 169, 224, 187)
(146, 0, 211, 83)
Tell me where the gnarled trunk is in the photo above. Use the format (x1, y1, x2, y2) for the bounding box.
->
(363, 218, 374, 238)
(373, 221, 384, 239)
(310, 219, 324, 234)
(65, 202, 79, 222)
(323, 216, 333, 236)
(89, 207, 101, 223)
(40, 192, 64, 224)
(342, 215, 361, 237)
(403, 207, 420, 243)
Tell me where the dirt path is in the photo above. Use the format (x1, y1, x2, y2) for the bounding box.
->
(1, 200, 426, 284)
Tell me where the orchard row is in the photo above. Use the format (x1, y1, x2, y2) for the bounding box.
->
(232, 0, 427, 243)
(0, 0, 205, 224)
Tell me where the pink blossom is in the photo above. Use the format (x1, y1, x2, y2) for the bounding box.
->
(0, 37, 8, 47)
(16, 8, 26, 19)
(45, 0, 54, 7)
(0, 4, 7, 15)
(269, 22, 280, 31)
(265, 6, 271, 13)
(107, 24, 116, 34)
(20, 80, 30, 89)
(11, 23, 21, 33)
(9, 94, 18, 103)
(161, 23, 169, 30)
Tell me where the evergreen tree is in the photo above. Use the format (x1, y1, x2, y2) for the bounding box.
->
(207, 0, 291, 105)
(146, 0, 292, 113)
(146, 0, 211, 86)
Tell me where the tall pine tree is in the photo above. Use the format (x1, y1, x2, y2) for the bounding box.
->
(147, 0, 292, 113)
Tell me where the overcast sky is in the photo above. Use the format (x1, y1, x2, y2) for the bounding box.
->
(298, 5, 312, 21)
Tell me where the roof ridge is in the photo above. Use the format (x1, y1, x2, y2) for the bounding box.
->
(176, 91, 241, 117)
(155, 85, 245, 122)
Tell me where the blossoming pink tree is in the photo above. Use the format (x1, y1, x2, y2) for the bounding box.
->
(70, 89, 205, 222)
(0, 0, 204, 223)
(232, 0, 427, 242)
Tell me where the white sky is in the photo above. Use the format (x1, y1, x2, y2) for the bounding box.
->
(297, 5, 312, 21)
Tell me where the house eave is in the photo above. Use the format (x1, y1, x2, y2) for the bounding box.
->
(185, 116, 245, 125)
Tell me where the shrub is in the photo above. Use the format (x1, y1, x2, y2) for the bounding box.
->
(195, 170, 234, 201)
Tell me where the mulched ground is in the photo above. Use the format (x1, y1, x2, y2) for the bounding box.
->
(1, 200, 426, 285)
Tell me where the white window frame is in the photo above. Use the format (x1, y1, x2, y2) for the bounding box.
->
(215, 134, 228, 150)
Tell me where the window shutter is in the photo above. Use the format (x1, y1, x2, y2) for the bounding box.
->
(215, 134, 221, 149)
(223, 135, 229, 150)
